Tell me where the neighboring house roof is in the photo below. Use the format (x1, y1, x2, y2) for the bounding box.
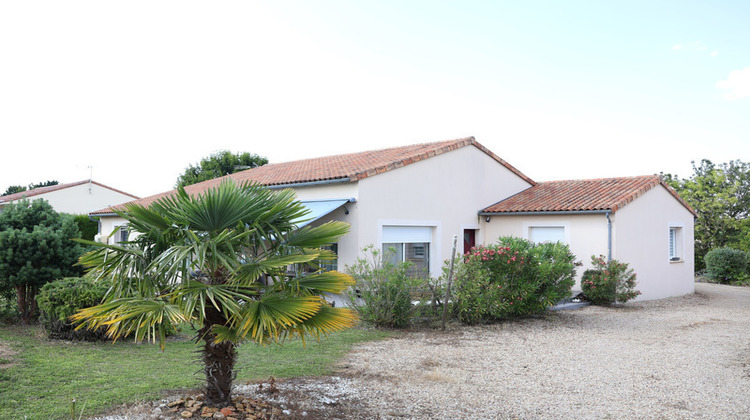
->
(0, 180, 139, 204)
(480, 175, 697, 217)
(91, 137, 535, 216)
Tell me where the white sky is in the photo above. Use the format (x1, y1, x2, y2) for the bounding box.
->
(1, 1, 748, 198)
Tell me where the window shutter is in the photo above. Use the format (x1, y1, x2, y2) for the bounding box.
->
(382, 226, 432, 243)
(529, 226, 565, 243)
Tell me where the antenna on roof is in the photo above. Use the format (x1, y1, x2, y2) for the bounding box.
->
(88, 166, 93, 194)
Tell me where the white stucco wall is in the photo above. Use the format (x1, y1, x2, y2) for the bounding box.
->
(4, 183, 136, 215)
(480, 213, 610, 291)
(353, 146, 533, 277)
(97, 215, 128, 244)
(613, 185, 695, 301)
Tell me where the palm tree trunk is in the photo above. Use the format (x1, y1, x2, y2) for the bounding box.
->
(201, 333, 237, 407)
(200, 307, 237, 407)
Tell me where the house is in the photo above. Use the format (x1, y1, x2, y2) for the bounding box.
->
(90, 137, 695, 301)
(0, 179, 139, 215)
(479, 176, 696, 300)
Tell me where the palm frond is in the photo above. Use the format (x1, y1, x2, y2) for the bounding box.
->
(288, 271, 356, 295)
(175, 280, 255, 322)
(233, 294, 322, 344)
(71, 297, 186, 350)
(284, 304, 359, 343)
(234, 251, 322, 285)
(283, 221, 351, 249)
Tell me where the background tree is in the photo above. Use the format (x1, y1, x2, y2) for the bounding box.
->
(664, 159, 750, 270)
(1, 180, 59, 196)
(0, 199, 81, 323)
(176, 151, 268, 188)
(73, 180, 357, 407)
(2, 185, 27, 196)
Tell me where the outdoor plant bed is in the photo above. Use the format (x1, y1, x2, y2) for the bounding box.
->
(90, 376, 371, 420)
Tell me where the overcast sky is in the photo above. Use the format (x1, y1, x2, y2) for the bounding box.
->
(1, 1, 748, 198)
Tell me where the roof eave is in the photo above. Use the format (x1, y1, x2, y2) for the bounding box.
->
(479, 209, 613, 216)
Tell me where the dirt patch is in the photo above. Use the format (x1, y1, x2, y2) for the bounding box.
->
(0, 340, 18, 369)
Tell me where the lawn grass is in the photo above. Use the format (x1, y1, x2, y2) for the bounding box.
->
(0, 324, 389, 419)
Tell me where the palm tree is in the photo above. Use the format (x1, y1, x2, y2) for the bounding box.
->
(72, 180, 358, 407)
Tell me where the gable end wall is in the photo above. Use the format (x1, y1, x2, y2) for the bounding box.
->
(613, 185, 695, 300)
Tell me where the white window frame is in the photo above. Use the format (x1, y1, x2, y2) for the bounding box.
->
(111, 224, 129, 245)
(378, 220, 440, 276)
(668, 224, 684, 262)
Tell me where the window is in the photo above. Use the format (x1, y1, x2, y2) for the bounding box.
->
(115, 225, 128, 244)
(320, 243, 338, 272)
(383, 242, 430, 276)
(529, 226, 565, 244)
(382, 225, 432, 276)
(669, 226, 683, 261)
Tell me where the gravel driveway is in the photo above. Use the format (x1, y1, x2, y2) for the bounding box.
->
(97, 282, 750, 419)
(331, 282, 750, 419)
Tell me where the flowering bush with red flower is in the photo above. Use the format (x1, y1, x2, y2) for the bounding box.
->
(450, 236, 576, 324)
(581, 255, 641, 305)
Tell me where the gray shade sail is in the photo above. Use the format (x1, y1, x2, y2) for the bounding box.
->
(295, 198, 354, 228)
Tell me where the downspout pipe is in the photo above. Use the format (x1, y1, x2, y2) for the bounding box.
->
(606, 211, 612, 262)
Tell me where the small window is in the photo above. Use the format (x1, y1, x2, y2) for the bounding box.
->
(382, 225, 432, 277)
(669, 227, 683, 261)
(320, 243, 339, 272)
(529, 226, 565, 244)
(383, 242, 430, 277)
(118, 226, 129, 244)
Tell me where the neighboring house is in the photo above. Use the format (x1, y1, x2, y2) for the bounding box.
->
(0, 179, 139, 215)
(90, 137, 695, 301)
(479, 176, 696, 300)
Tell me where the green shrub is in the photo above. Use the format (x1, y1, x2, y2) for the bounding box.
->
(344, 245, 427, 328)
(36, 277, 110, 340)
(581, 255, 641, 305)
(704, 247, 749, 284)
(450, 237, 576, 324)
(0, 295, 17, 324)
(72, 214, 99, 241)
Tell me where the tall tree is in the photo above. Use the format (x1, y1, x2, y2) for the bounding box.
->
(1, 180, 59, 197)
(176, 151, 268, 188)
(72, 180, 357, 407)
(664, 159, 750, 269)
(0, 199, 81, 323)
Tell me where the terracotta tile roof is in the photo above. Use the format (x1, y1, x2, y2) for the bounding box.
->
(481, 175, 697, 216)
(0, 180, 139, 204)
(91, 137, 535, 216)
